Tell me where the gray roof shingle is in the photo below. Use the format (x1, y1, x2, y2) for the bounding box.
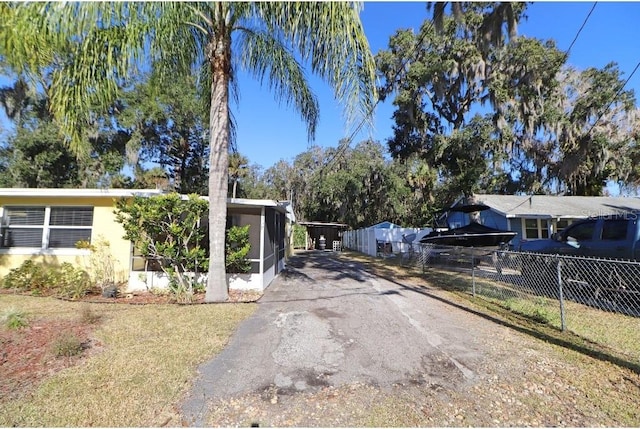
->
(473, 194, 640, 218)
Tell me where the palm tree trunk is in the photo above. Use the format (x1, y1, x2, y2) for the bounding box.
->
(205, 33, 231, 303)
(232, 179, 238, 199)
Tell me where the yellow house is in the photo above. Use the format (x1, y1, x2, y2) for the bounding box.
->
(0, 188, 164, 283)
(0, 188, 295, 292)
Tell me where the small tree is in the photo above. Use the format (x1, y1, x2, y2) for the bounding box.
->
(292, 224, 308, 249)
(114, 193, 208, 303)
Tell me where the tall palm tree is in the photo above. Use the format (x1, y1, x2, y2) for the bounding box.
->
(228, 152, 249, 199)
(0, 2, 377, 302)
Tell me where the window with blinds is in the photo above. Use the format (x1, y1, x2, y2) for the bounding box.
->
(1, 206, 93, 249)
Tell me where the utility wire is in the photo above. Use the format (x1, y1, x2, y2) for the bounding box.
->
(565, 2, 597, 57)
(584, 60, 640, 136)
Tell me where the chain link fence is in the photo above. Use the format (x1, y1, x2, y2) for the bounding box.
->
(395, 243, 640, 363)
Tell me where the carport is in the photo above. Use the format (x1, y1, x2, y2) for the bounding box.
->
(299, 221, 349, 251)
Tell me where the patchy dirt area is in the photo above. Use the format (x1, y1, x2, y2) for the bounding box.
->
(1, 288, 262, 305)
(0, 318, 100, 402)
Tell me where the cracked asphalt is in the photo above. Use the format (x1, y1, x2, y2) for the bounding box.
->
(179, 250, 500, 426)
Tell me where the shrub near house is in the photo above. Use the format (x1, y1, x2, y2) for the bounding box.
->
(115, 193, 209, 303)
(114, 193, 253, 302)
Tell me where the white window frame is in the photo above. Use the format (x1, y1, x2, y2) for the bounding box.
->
(0, 205, 93, 256)
(522, 218, 550, 240)
(553, 218, 574, 235)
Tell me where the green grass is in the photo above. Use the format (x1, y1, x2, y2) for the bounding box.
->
(0, 295, 256, 427)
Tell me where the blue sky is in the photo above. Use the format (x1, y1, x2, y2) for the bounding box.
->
(1, 2, 639, 174)
(233, 1, 640, 170)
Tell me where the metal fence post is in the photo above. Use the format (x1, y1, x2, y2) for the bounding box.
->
(472, 251, 476, 298)
(557, 258, 566, 331)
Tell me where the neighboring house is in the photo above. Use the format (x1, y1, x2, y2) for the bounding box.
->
(446, 194, 640, 248)
(0, 188, 293, 293)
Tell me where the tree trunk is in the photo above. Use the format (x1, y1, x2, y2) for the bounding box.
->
(205, 32, 231, 303)
(466, 193, 481, 223)
(232, 179, 238, 199)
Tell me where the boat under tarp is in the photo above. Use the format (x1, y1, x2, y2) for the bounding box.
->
(419, 204, 516, 247)
(419, 222, 516, 247)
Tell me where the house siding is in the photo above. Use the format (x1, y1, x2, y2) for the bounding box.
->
(507, 217, 525, 248)
(445, 211, 467, 228)
(0, 195, 131, 281)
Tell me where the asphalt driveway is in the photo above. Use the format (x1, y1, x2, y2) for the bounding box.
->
(179, 250, 508, 426)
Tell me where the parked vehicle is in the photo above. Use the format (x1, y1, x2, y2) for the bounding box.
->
(518, 213, 640, 260)
(517, 213, 640, 312)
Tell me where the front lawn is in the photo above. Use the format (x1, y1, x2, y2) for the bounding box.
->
(0, 295, 256, 426)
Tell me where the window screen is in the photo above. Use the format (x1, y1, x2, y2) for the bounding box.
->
(540, 220, 549, 238)
(1, 205, 93, 249)
(524, 219, 538, 239)
(556, 219, 571, 233)
(49, 229, 92, 248)
(3, 228, 43, 247)
(2, 207, 45, 247)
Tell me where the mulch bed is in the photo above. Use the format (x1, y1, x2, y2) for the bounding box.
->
(0, 318, 100, 402)
(1, 288, 263, 305)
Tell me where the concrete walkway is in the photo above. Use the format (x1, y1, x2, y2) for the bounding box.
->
(180, 251, 495, 426)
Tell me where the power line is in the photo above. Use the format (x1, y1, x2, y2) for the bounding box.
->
(559, 2, 640, 155)
(584, 60, 640, 137)
(565, 2, 597, 56)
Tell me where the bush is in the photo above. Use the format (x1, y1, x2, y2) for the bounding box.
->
(76, 237, 116, 292)
(2, 261, 93, 299)
(1, 260, 52, 295)
(115, 193, 209, 303)
(1, 308, 29, 329)
(292, 224, 307, 249)
(51, 332, 84, 357)
(55, 263, 94, 299)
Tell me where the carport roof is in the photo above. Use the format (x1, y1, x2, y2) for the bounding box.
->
(474, 194, 640, 218)
(299, 221, 349, 228)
